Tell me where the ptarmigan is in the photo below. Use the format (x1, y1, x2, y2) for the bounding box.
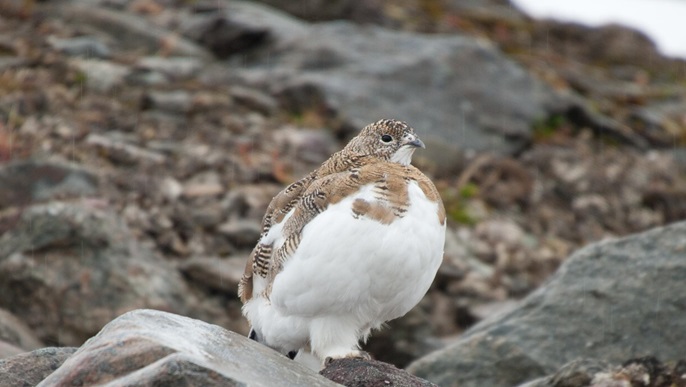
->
(238, 119, 446, 366)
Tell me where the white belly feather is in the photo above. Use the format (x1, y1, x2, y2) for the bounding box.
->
(243, 181, 445, 354)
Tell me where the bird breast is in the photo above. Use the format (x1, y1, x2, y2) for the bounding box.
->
(269, 180, 446, 323)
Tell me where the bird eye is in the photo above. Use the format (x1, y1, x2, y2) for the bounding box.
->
(381, 134, 393, 143)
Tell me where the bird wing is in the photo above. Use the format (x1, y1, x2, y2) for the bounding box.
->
(238, 172, 315, 303)
(238, 153, 376, 302)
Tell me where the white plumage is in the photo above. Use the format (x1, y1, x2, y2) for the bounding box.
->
(238, 119, 446, 367)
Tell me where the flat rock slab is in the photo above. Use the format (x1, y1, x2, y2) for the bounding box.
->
(232, 16, 572, 156)
(39, 309, 339, 386)
(408, 221, 686, 387)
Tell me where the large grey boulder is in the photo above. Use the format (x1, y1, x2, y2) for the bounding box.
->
(36, 309, 436, 386)
(408, 221, 686, 387)
(0, 202, 201, 346)
(212, 2, 575, 159)
(230, 17, 572, 156)
(39, 309, 339, 386)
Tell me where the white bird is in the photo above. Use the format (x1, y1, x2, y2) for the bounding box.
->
(239, 119, 446, 367)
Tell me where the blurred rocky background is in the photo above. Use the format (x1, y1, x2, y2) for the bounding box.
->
(0, 0, 685, 386)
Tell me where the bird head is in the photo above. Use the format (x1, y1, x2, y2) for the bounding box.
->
(345, 119, 425, 166)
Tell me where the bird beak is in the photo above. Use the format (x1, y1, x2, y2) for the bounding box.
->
(406, 136, 425, 149)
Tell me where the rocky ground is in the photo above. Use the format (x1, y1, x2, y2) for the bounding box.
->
(0, 0, 685, 385)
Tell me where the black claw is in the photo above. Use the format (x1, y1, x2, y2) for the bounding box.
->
(248, 329, 257, 341)
(287, 350, 297, 360)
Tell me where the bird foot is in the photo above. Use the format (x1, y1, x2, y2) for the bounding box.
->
(324, 351, 372, 366)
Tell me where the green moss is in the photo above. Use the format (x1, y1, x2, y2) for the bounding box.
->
(441, 187, 478, 225)
(73, 71, 88, 85)
(532, 114, 566, 141)
(447, 204, 476, 225)
(459, 182, 479, 199)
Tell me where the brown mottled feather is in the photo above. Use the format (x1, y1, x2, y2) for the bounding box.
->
(238, 119, 444, 303)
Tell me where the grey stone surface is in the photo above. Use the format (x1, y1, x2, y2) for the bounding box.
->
(70, 58, 130, 93)
(516, 358, 611, 387)
(180, 0, 308, 59)
(408, 221, 686, 387)
(39, 309, 339, 387)
(47, 36, 111, 59)
(322, 357, 438, 387)
(0, 308, 43, 353)
(0, 340, 24, 359)
(232, 21, 573, 156)
(47, 2, 211, 58)
(0, 347, 77, 386)
(0, 159, 98, 210)
(0, 202, 200, 346)
(631, 98, 686, 146)
(178, 256, 246, 293)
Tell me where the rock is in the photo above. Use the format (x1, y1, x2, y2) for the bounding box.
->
(134, 56, 203, 81)
(233, 21, 573, 157)
(0, 347, 77, 386)
(0, 159, 99, 210)
(248, 0, 379, 23)
(519, 139, 678, 244)
(0, 57, 29, 71)
(0, 0, 31, 18)
(0, 202, 200, 346)
(178, 256, 246, 293)
(221, 184, 282, 222)
(179, 10, 269, 59)
(363, 294, 454, 368)
(0, 340, 24, 359)
(86, 133, 166, 165)
(230, 86, 278, 115)
(141, 90, 193, 114)
(181, 1, 308, 59)
(47, 2, 212, 59)
(70, 58, 130, 93)
(531, 22, 667, 69)
(519, 357, 686, 387)
(39, 309, 339, 386)
(642, 187, 686, 223)
(47, 36, 111, 59)
(188, 202, 226, 229)
(408, 221, 686, 387)
(516, 358, 611, 387)
(0, 308, 43, 353)
(322, 357, 438, 387)
(182, 171, 224, 198)
(565, 101, 650, 149)
(218, 219, 262, 248)
(272, 126, 339, 165)
(630, 98, 686, 146)
(160, 176, 183, 201)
